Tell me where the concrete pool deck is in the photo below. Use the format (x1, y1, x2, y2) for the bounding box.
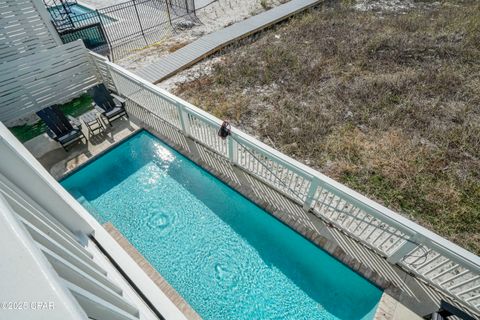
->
(29, 117, 139, 180)
(33, 116, 478, 320)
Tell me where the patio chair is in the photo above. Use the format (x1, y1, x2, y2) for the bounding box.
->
(36, 105, 86, 151)
(424, 300, 476, 320)
(89, 84, 128, 126)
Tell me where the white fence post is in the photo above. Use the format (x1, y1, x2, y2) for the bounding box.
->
(106, 63, 119, 93)
(227, 136, 237, 164)
(176, 103, 190, 136)
(387, 236, 419, 264)
(303, 178, 319, 210)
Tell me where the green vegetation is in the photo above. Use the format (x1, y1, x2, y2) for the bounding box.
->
(175, 1, 480, 253)
(9, 94, 93, 143)
(260, 0, 271, 10)
(57, 94, 94, 118)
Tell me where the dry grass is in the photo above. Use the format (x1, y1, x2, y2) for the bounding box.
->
(168, 41, 189, 53)
(175, 1, 480, 253)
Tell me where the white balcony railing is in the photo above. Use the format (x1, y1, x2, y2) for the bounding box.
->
(89, 52, 480, 314)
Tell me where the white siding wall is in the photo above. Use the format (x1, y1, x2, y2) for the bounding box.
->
(0, 0, 61, 63)
(0, 124, 94, 235)
(0, 193, 87, 320)
(0, 1, 100, 123)
(0, 40, 99, 122)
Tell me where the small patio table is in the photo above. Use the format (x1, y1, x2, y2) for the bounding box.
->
(80, 110, 105, 136)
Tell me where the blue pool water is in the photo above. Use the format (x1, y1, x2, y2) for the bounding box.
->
(61, 131, 382, 320)
(48, 4, 116, 25)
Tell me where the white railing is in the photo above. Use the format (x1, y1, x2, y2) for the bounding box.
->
(89, 52, 116, 92)
(98, 55, 480, 314)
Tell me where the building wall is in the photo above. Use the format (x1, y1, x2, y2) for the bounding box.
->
(0, 40, 99, 123)
(0, 123, 94, 235)
(0, 1, 101, 123)
(0, 0, 61, 64)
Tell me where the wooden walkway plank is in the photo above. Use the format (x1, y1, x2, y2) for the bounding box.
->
(135, 0, 320, 83)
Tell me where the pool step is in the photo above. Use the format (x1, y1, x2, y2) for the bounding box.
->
(70, 189, 100, 217)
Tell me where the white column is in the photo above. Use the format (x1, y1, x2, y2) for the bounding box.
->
(227, 136, 237, 164)
(387, 237, 419, 264)
(303, 178, 319, 210)
(176, 103, 190, 136)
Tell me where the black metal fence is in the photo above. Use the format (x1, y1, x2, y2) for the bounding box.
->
(46, 0, 196, 61)
(169, 0, 195, 16)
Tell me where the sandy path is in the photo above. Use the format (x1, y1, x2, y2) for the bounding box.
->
(114, 0, 285, 71)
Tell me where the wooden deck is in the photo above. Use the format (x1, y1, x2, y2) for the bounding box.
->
(135, 0, 320, 83)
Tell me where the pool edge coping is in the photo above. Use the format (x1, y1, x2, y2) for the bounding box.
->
(374, 292, 398, 320)
(57, 128, 143, 182)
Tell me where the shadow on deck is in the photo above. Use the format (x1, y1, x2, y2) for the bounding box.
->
(33, 117, 139, 180)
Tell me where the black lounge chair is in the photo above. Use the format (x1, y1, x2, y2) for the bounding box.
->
(36, 105, 86, 151)
(89, 84, 128, 126)
(424, 300, 476, 320)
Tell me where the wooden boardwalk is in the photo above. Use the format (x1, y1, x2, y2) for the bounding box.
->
(136, 0, 320, 83)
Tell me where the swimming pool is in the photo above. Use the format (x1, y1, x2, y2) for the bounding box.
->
(61, 131, 382, 320)
(48, 4, 116, 26)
